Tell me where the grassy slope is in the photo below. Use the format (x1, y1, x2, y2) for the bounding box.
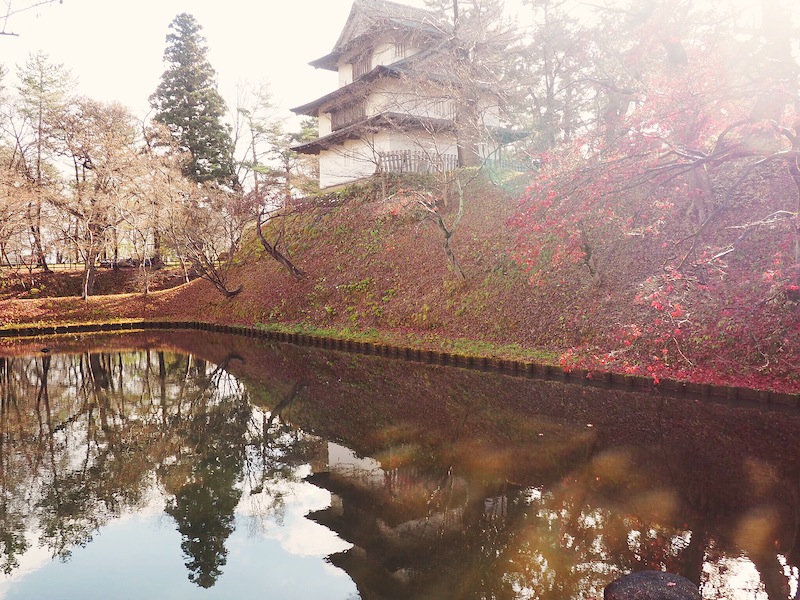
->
(1, 174, 798, 393)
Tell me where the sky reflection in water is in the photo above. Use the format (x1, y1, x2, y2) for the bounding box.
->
(1, 482, 353, 600)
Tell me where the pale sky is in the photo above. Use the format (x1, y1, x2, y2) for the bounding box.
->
(0, 0, 439, 123)
(4, 0, 782, 129)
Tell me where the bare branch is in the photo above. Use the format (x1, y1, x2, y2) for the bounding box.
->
(1, 0, 61, 36)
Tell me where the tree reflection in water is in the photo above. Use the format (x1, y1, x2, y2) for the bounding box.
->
(1, 332, 800, 599)
(160, 356, 250, 588)
(0, 349, 317, 589)
(0, 357, 30, 575)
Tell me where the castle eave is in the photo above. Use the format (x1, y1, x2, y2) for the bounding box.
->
(291, 112, 455, 155)
(290, 65, 401, 116)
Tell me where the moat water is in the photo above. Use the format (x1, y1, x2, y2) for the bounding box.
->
(0, 330, 797, 599)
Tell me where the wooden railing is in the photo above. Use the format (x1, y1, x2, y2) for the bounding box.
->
(378, 150, 458, 174)
(378, 151, 535, 174)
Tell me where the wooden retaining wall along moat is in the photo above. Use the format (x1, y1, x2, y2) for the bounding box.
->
(0, 320, 797, 409)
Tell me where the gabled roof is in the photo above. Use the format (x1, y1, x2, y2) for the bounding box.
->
(309, 0, 450, 71)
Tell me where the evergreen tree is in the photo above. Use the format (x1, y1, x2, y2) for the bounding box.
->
(150, 13, 236, 186)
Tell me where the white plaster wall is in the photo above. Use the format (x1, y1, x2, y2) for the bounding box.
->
(319, 137, 379, 188)
(372, 41, 395, 67)
(338, 38, 425, 89)
(319, 149, 346, 189)
(318, 112, 332, 136)
(365, 79, 452, 118)
(370, 79, 404, 115)
(337, 61, 353, 87)
(369, 34, 422, 67)
(376, 129, 457, 157)
(405, 47, 421, 60)
(365, 83, 391, 117)
(480, 101, 503, 128)
(368, 78, 504, 129)
(318, 129, 461, 189)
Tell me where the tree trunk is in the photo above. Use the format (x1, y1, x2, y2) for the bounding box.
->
(82, 229, 99, 299)
(785, 153, 800, 264)
(221, 284, 243, 298)
(179, 255, 190, 283)
(0, 244, 12, 270)
(138, 262, 150, 296)
(427, 176, 466, 280)
(153, 228, 162, 268)
(82, 255, 97, 300)
(27, 200, 50, 272)
(443, 228, 466, 280)
(578, 224, 602, 285)
(455, 97, 482, 168)
(256, 212, 305, 278)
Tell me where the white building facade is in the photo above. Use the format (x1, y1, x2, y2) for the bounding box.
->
(292, 0, 517, 189)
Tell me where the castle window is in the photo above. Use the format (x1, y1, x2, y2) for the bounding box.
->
(352, 52, 372, 79)
(331, 101, 367, 131)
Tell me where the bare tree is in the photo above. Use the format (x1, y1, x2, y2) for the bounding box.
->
(0, 0, 61, 37)
(13, 52, 74, 272)
(171, 183, 254, 298)
(0, 148, 29, 270)
(47, 98, 139, 298)
(233, 82, 309, 279)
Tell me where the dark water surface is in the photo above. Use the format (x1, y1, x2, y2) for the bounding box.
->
(0, 330, 798, 599)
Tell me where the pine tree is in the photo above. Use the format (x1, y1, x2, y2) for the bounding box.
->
(150, 13, 236, 186)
